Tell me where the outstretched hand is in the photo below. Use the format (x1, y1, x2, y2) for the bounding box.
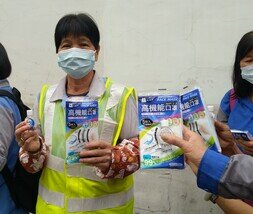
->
(161, 126, 208, 174)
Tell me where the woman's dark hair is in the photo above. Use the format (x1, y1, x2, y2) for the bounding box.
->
(0, 43, 11, 80)
(54, 13, 100, 53)
(233, 31, 253, 98)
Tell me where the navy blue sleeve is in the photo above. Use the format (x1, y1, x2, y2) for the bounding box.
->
(219, 90, 231, 117)
(197, 149, 229, 194)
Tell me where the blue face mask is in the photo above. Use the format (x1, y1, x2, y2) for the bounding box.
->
(241, 64, 253, 84)
(57, 48, 95, 79)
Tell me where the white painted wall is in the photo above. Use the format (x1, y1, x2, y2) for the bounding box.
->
(1, 0, 253, 213)
(2, 0, 253, 106)
(102, 0, 253, 107)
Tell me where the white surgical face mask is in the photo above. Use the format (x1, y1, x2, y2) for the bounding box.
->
(57, 48, 95, 79)
(241, 64, 253, 84)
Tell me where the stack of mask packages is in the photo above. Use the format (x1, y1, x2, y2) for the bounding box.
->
(138, 92, 184, 169)
(138, 88, 221, 169)
(66, 97, 99, 164)
(181, 87, 221, 153)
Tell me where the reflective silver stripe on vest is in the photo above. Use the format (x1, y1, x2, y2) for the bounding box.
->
(44, 85, 57, 148)
(106, 83, 125, 110)
(68, 187, 134, 212)
(99, 83, 125, 142)
(46, 154, 105, 181)
(46, 154, 65, 173)
(39, 183, 65, 208)
(46, 154, 105, 182)
(67, 164, 107, 182)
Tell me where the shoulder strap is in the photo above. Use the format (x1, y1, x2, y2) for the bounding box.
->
(0, 88, 29, 120)
(0, 89, 18, 103)
(229, 89, 237, 111)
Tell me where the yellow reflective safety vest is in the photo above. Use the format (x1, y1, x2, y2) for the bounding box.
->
(36, 77, 136, 214)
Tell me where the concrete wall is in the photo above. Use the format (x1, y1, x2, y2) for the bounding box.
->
(1, 0, 253, 213)
(134, 167, 222, 214)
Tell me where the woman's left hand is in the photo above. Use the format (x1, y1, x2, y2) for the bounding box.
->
(79, 140, 112, 172)
(236, 139, 253, 155)
(214, 121, 243, 156)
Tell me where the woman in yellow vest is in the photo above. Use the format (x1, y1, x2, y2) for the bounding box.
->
(15, 13, 139, 214)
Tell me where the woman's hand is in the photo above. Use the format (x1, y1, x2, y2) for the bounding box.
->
(214, 121, 234, 149)
(236, 139, 253, 155)
(79, 140, 112, 173)
(214, 121, 242, 156)
(15, 121, 41, 153)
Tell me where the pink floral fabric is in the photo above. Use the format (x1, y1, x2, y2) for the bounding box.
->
(96, 138, 140, 179)
(19, 141, 48, 173)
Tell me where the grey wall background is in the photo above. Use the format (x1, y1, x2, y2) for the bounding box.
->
(1, 0, 253, 213)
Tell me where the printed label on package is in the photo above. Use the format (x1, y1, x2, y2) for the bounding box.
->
(181, 88, 221, 152)
(66, 97, 99, 164)
(138, 94, 184, 169)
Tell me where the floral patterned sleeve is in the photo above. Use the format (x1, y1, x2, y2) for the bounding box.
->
(19, 139, 49, 173)
(96, 137, 140, 179)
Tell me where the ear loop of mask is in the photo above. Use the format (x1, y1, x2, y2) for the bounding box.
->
(154, 127, 161, 148)
(86, 128, 90, 142)
(143, 130, 158, 153)
(78, 127, 91, 143)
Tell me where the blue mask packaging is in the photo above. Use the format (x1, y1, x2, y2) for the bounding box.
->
(66, 96, 99, 164)
(181, 87, 221, 152)
(138, 92, 184, 169)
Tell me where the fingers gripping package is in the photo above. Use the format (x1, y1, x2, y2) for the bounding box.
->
(138, 93, 184, 169)
(66, 97, 99, 164)
(181, 88, 221, 152)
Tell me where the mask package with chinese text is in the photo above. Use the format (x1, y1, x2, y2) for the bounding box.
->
(138, 92, 184, 169)
(181, 87, 221, 152)
(66, 96, 99, 164)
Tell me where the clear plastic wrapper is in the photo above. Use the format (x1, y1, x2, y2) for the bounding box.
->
(181, 87, 221, 152)
(66, 96, 99, 164)
(138, 91, 184, 169)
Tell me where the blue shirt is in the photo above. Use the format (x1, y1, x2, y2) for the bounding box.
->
(199, 90, 253, 194)
(220, 90, 253, 135)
